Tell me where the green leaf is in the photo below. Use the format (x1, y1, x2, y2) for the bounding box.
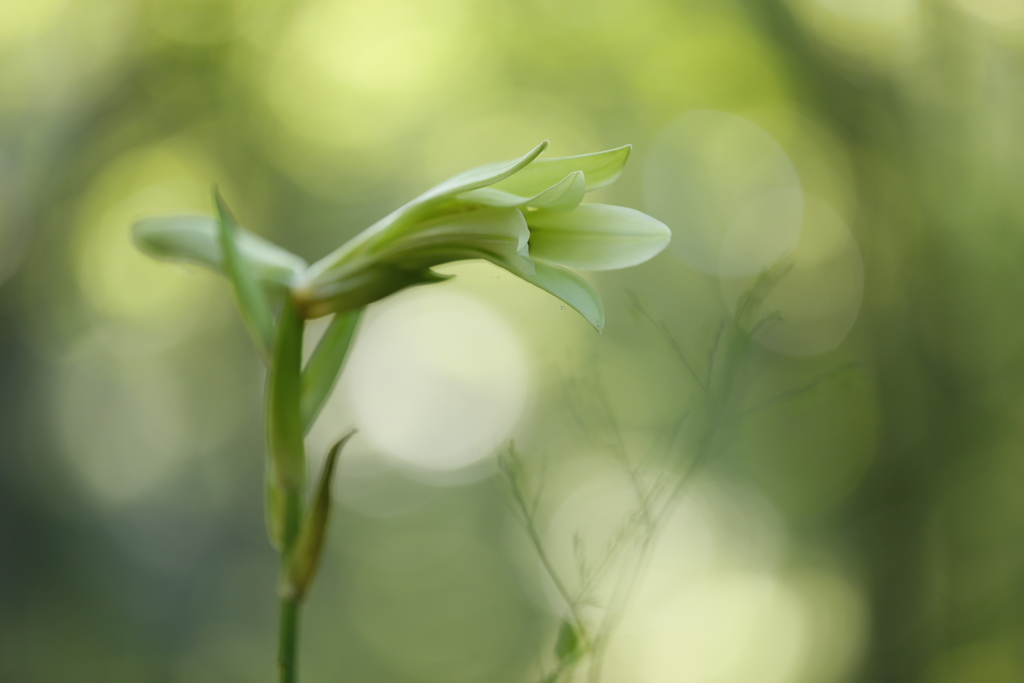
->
(492, 145, 631, 196)
(301, 309, 363, 432)
(510, 260, 605, 332)
(287, 430, 355, 600)
(456, 170, 586, 211)
(266, 297, 307, 550)
(214, 191, 277, 361)
(554, 620, 581, 662)
(526, 204, 670, 271)
(133, 214, 307, 286)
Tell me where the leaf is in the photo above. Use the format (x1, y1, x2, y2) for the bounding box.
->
(287, 430, 355, 599)
(526, 204, 671, 271)
(133, 214, 307, 286)
(214, 191, 277, 361)
(492, 145, 631, 196)
(554, 620, 581, 662)
(301, 309, 363, 432)
(456, 170, 586, 212)
(266, 297, 307, 550)
(510, 260, 605, 332)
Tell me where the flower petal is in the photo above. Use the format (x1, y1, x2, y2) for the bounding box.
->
(527, 204, 670, 271)
(456, 170, 586, 211)
(303, 206, 532, 294)
(415, 140, 549, 203)
(305, 142, 548, 280)
(529, 170, 587, 210)
(492, 145, 631, 196)
(507, 260, 605, 332)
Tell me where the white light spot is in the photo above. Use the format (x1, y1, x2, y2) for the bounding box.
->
(721, 195, 864, 356)
(54, 345, 192, 504)
(344, 288, 529, 473)
(952, 0, 1024, 26)
(644, 110, 803, 276)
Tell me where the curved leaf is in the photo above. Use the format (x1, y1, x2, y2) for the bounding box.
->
(215, 192, 277, 361)
(301, 309, 363, 432)
(287, 430, 356, 599)
(133, 214, 306, 286)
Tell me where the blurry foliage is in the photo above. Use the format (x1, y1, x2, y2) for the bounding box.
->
(3, 0, 1024, 682)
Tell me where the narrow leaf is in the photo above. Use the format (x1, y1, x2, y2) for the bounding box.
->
(288, 430, 356, 599)
(133, 214, 306, 286)
(492, 145, 631, 196)
(526, 204, 671, 271)
(266, 297, 307, 550)
(301, 309, 363, 432)
(215, 191, 277, 361)
(554, 620, 581, 662)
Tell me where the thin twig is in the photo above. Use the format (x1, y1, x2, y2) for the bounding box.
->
(705, 317, 727, 390)
(741, 361, 862, 418)
(628, 290, 708, 393)
(503, 447, 590, 641)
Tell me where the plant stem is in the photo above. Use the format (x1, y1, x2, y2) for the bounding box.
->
(278, 595, 301, 683)
(510, 480, 588, 639)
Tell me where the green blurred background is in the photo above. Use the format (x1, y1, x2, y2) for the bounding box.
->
(2, 0, 1024, 681)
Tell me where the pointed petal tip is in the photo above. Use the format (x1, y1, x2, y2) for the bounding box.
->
(528, 140, 550, 161)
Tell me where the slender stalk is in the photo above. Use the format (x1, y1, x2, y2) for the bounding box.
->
(278, 595, 301, 683)
(586, 323, 751, 683)
(509, 476, 589, 639)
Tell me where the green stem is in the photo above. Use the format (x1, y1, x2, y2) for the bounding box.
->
(278, 595, 301, 683)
